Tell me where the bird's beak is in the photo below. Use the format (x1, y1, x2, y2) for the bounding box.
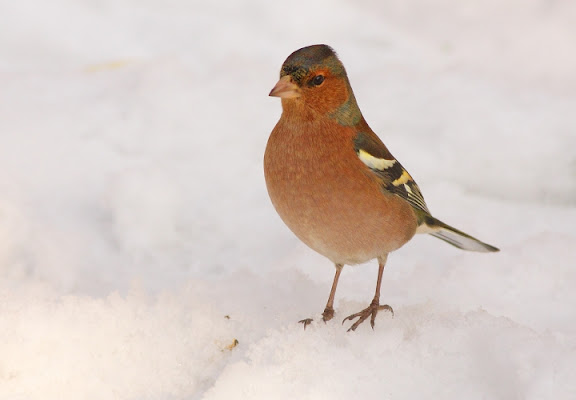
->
(269, 75, 301, 99)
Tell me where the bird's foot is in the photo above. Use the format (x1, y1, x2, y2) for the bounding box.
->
(298, 318, 313, 329)
(322, 306, 335, 322)
(298, 306, 336, 330)
(342, 299, 394, 332)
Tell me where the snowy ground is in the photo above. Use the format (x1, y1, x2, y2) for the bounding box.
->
(1, 0, 576, 399)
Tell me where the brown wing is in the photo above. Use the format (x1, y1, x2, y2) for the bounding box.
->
(353, 131, 430, 215)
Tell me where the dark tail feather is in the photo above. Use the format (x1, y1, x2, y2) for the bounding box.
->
(419, 216, 499, 253)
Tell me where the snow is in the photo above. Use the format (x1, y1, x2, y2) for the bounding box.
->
(1, 0, 575, 398)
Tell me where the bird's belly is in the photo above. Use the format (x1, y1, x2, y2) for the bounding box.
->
(265, 158, 417, 265)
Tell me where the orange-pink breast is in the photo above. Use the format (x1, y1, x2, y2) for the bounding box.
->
(264, 117, 417, 265)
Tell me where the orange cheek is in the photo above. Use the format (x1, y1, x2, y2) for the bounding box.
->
(309, 81, 349, 114)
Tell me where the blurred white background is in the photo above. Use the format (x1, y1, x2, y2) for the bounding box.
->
(1, 0, 575, 399)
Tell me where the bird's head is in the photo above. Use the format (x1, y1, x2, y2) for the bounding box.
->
(269, 44, 362, 125)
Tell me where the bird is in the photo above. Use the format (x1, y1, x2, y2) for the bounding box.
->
(264, 44, 499, 332)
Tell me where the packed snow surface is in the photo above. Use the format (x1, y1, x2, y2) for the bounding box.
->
(1, 0, 575, 399)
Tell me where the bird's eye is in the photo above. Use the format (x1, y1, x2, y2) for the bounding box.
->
(312, 75, 325, 86)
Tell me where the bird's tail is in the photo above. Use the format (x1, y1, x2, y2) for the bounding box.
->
(418, 216, 499, 253)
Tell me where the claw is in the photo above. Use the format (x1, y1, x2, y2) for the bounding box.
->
(298, 318, 313, 329)
(342, 302, 393, 332)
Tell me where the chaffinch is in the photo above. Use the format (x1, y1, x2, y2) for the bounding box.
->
(264, 44, 499, 332)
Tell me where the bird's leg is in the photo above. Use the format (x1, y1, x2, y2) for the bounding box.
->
(321, 263, 343, 322)
(299, 263, 343, 329)
(342, 254, 394, 332)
